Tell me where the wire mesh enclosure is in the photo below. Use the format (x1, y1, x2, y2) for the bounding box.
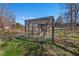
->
(24, 16, 54, 42)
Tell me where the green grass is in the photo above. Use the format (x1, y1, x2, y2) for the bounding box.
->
(0, 39, 75, 56)
(0, 30, 79, 56)
(3, 47, 23, 56)
(1, 40, 23, 56)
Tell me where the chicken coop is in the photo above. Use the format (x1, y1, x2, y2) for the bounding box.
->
(24, 16, 54, 42)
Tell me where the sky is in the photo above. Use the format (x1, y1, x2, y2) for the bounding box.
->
(7, 3, 64, 25)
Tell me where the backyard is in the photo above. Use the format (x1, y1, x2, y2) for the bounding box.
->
(0, 3, 79, 56)
(0, 29, 79, 56)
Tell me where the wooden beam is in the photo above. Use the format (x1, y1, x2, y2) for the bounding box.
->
(25, 22, 26, 34)
(32, 24, 34, 39)
(28, 24, 29, 39)
(50, 16, 54, 43)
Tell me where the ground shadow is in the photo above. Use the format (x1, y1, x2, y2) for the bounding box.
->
(53, 43, 79, 56)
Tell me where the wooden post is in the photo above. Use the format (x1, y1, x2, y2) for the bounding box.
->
(37, 24, 40, 35)
(28, 23, 29, 39)
(46, 24, 47, 35)
(25, 22, 26, 34)
(50, 16, 54, 43)
(32, 24, 34, 40)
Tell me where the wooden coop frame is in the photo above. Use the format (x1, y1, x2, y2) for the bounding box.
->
(24, 16, 54, 43)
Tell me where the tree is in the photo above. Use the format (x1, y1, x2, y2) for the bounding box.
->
(16, 23, 21, 29)
(0, 4, 16, 32)
(63, 3, 79, 31)
(16, 23, 24, 32)
(55, 16, 63, 28)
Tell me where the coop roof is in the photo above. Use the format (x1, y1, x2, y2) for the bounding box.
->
(24, 16, 54, 24)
